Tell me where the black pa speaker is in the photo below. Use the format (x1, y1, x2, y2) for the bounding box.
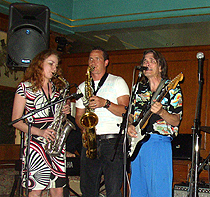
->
(172, 134, 193, 160)
(7, 3, 50, 69)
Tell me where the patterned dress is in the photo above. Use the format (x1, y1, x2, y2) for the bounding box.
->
(16, 81, 66, 190)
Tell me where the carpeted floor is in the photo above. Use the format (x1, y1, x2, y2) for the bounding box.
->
(0, 168, 106, 197)
(0, 168, 81, 197)
(0, 168, 18, 196)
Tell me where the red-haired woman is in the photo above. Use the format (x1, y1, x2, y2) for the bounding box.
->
(12, 49, 70, 197)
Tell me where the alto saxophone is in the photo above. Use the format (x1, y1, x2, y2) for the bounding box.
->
(80, 66, 98, 159)
(45, 73, 76, 156)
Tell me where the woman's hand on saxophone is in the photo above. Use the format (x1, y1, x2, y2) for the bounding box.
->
(89, 96, 106, 109)
(41, 128, 56, 142)
(62, 103, 71, 114)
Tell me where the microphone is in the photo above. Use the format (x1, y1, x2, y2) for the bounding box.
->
(72, 92, 83, 100)
(136, 66, 148, 71)
(69, 83, 78, 89)
(196, 52, 205, 82)
(196, 52, 204, 60)
(76, 87, 89, 106)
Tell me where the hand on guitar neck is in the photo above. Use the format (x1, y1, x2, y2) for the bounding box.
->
(127, 73, 183, 161)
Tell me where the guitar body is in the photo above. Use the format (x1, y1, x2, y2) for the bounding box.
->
(127, 73, 184, 161)
(128, 124, 150, 161)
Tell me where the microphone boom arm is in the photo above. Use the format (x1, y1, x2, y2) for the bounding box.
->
(8, 92, 81, 126)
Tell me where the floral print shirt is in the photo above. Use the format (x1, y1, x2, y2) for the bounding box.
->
(131, 79, 183, 136)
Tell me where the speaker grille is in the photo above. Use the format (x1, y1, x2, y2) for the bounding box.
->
(7, 3, 50, 68)
(8, 28, 47, 67)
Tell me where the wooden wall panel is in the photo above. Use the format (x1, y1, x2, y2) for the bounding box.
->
(60, 46, 210, 185)
(173, 160, 191, 186)
(110, 62, 138, 88)
(0, 144, 20, 168)
(61, 47, 210, 149)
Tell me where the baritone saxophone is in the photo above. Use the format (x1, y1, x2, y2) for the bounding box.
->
(79, 66, 98, 159)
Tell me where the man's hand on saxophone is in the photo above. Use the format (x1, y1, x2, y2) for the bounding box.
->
(89, 95, 128, 117)
(89, 95, 106, 109)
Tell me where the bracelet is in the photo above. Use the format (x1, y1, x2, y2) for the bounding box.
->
(103, 99, 111, 108)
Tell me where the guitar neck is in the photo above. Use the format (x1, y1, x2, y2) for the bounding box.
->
(132, 73, 183, 130)
(156, 86, 167, 102)
(139, 109, 152, 129)
(137, 85, 169, 129)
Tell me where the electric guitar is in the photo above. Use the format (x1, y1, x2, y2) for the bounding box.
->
(128, 73, 184, 161)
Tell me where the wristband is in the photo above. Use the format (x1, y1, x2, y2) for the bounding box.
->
(103, 99, 111, 108)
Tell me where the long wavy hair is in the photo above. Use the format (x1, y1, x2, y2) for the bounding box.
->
(22, 49, 65, 92)
(140, 49, 168, 83)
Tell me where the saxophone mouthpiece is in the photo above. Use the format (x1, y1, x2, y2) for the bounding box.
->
(52, 73, 59, 78)
(90, 66, 95, 72)
(52, 73, 68, 85)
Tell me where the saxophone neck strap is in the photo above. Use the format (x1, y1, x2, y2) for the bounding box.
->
(92, 72, 109, 95)
(41, 83, 51, 104)
(41, 83, 55, 115)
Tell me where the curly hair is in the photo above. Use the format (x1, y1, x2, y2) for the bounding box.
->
(22, 49, 65, 92)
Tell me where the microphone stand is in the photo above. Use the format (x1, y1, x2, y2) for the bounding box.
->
(8, 92, 80, 197)
(121, 67, 143, 197)
(9, 93, 80, 126)
(188, 52, 204, 197)
(25, 121, 32, 197)
(110, 108, 128, 162)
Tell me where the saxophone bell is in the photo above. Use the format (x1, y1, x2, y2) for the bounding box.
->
(80, 111, 98, 129)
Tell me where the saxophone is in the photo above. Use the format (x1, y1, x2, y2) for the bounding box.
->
(45, 73, 76, 156)
(79, 66, 98, 159)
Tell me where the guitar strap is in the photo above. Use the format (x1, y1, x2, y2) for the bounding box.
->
(141, 79, 166, 135)
(150, 79, 166, 105)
